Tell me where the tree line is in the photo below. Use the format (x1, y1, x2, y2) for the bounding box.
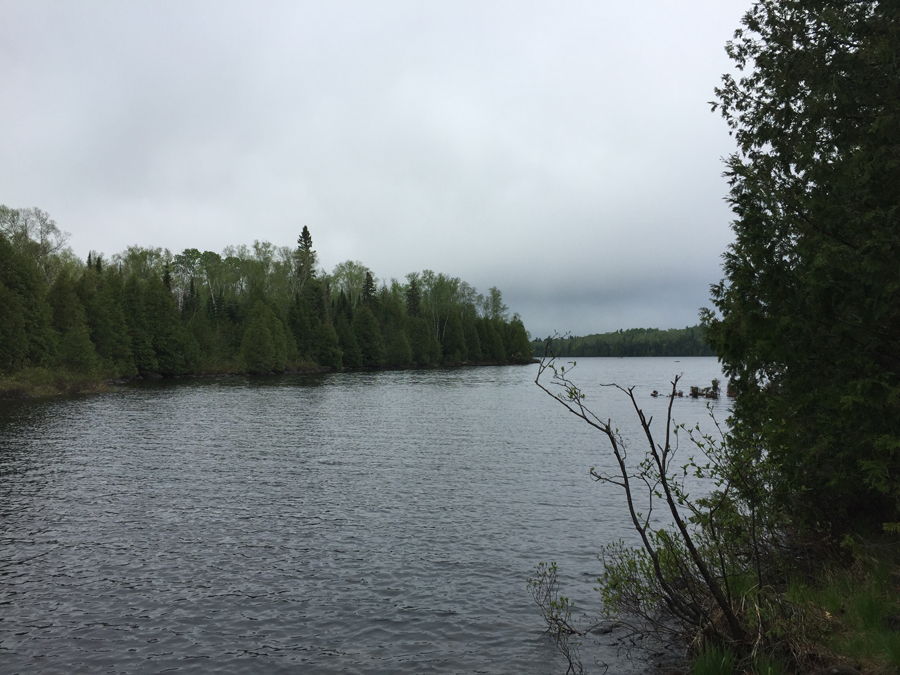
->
(0, 209, 533, 382)
(532, 326, 714, 358)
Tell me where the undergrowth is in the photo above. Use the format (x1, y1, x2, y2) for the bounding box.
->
(785, 541, 900, 674)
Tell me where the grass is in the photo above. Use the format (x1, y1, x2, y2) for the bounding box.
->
(693, 647, 736, 675)
(785, 540, 900, 674)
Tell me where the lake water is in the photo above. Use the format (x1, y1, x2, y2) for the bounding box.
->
(0, 357, 728, 674)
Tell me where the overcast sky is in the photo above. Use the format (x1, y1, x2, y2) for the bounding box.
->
(1, 0, 748, 338)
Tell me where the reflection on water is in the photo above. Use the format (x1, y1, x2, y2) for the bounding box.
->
(0, 358, 727, 674)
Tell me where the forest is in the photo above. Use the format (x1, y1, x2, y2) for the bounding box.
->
(532, 326, 714, 358)
(0, 207, 533, 392)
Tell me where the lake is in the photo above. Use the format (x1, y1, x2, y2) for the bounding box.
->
(0, 357, 728, 674)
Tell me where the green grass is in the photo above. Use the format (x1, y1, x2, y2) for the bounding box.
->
(693, 647, 736, 675)
(785, 542, 900, 673)
(751, 653, 787, 675)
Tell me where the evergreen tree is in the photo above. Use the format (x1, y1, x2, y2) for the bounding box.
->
(335, 316, 362, 368)
(405, 274, 421, 318)
(352, 305, 384, 368)
(441, 310, 467, 363)
(57, 314, 100, 373)
(408, 316, 440, 366)
(464, 321, 482, 361)
(0, 282, 28, 374)
(362, 271, 377, 307)
(288, 296, 314, 359)
(122, 276, 159, 373)
(704, 0, 900, 529)
(47, 272, 99, 374)
(386, 329, 412, 368)
(504, 315, 532, 362)
(77, 267, 135, 376)
(143, 277, 198, 375)
(480, 318, 506, 362)
(0, 232, 55, 367)
(239, 301, 289, 374)
(241, 313, 277, 374)
(315, 320, 343, 369)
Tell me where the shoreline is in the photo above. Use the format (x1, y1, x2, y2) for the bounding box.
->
(0, 357, 538, 401)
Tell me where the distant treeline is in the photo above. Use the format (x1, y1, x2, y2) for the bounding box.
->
(0, 206, 533, 385)
(532, 326, 714, 358)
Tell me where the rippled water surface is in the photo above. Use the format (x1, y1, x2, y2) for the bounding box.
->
(0, 358, 727, 674)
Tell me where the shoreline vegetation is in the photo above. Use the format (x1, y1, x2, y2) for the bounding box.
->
(529, 2, 900, 674)
(0, 357, 537, 401)
(0, 212, 535, 400)
(530, 325, 715, 358)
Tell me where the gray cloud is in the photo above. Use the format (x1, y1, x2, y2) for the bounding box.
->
(1, 0, 747, 338)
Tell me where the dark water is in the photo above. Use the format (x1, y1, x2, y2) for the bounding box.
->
(0, 358, 727, 674)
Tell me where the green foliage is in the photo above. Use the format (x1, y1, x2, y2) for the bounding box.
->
(0, 282, 28, 374)
(386, 329, 412, 368)
(352, 305, 385, 368)
(703, 0, 900, 531)
(240, 301, 289, 374)
(692, 647, 735, 675)
(480, 319, 506, 362)
(504, 315, 532, 362)
(47, 271, 100, 374)
(535, 326, 714, 358)
(405, 273, 421, 318)
(315, 320, 343, 370)
(121, 276, 159, 373)
(1, 211, 532, 385)
(0, 229, 56, 367)
(406, 316, 437, 366)
(464, 320, 482, 361)
(751, 654, 786, 675)
(786, 549, 900, 672)
(441, 310, 467, 363)
(57, 315, 99, 374)
(143, 277, 198, 375)
(77, 267, 136, 376)
(336, 316, 362, 369)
